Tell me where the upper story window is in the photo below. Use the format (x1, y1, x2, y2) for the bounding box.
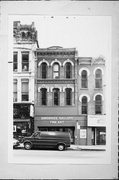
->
(95, 95, 102, 114)
(21, 79, 29, 101)
(81, 96, 88, 114)
(13, 79, 17, 102)
(22, 32, 26, 39)
(65, 62, 72, 79)
(65, 88, 72, 105)
(22, 52, 29, 72)
(13, 52, 18, 72)
(41, 63, 47, 79)
(53, 63, 60, 79)
(41, 88, 47, 105)
(81, 70, 88, 88)
(53, 88, 60, 106)
(95, 69, 102, 88)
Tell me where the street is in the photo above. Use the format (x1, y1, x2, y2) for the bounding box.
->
(12, 145, 108, 164)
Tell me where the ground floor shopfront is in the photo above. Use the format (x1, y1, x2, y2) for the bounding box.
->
(34, 115, 106, 145)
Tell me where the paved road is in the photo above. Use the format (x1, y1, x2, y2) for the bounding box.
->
(12, 146, 108, 164)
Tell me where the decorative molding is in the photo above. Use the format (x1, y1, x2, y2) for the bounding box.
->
(79, 94, 90, 102)
(63, 59, 74, 66)
(79, 67, 90, 76)
(93, 67, 104, 75)
(50, 59, 62, 66)
(93, 93, 104, 101)
(38, 59, 49, 66)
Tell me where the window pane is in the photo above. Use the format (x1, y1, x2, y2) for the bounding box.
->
(41, 63, 47, 78)
(95, 69, 102, 88)
(95, 95, 102, 114)
(66, 63, 71, 79)
(22, 53, 29, 71)
(13, 52, 18, 71)
(66, 88, 72, 105)
(81, 70, 87, 88)
(22, 82, 29, 92)
(41, 88, 47, 105)
(82, 96, 87, 114)
(53, 64, 59, 71)
(53, 89, 59, 105)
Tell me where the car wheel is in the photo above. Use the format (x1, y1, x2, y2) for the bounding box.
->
(57, 144, 65, 151)
(24, 142, 32, 150)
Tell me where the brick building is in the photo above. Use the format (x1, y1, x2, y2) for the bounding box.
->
(34, 47, 106, 145)
(13, 21, 38, 137)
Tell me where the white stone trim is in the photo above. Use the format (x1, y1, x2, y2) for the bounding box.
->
(38, 86, 50, 92)
(79, 67, 90, 76)
(38, 59, 49, 66)
(63, 59, 74, 66)
(93, 93, 104, 101)
(93, 67, 104, 76)
(50, 87, 62, 92)
(50, 59, 62, 67)
(79, 94, 90, 102)
(63, 86, 74, 92)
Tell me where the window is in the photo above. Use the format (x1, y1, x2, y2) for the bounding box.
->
(22, 32, 26, 39)
(95, 69, 102, 88)
(21, 80, 29, 101)
(66, 62, 72, 78)
(53, 88, 60, 106)
(82, 96, 88, 114)
(81, 70, 88, 88)
(53, 63, 60, 79)
(41, 88, 47, 105)
(22, 52, 29, 72)
(66, 88, 72, 105)
(41, 63, 47, 79)
(95, 95, 102, 114)
(13, 79, 17, 102)
(13, 52, 18, 72)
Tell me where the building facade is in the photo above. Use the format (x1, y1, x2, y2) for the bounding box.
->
(34, 47, 106, 145)
(13, 21, 38, 137)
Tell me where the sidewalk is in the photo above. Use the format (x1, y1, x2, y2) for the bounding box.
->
(70, 145, 106, 151)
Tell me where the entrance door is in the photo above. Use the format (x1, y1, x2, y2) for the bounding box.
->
(92, 127, 106, 145)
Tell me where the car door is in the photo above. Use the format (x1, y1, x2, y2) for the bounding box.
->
(32, 132, 41, 147)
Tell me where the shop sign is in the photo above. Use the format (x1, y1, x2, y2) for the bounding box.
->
(80, 129, 86, 138)
(88, 115, 106, 127)
(50, 121, 64, 124)
(41, 116, 74, 120)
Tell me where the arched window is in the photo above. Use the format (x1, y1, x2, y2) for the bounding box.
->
(41, 62, 47, 79)
(65, 88, 72, 105)
(41, 88, 47, 105)
(95, 69, 102, 88)
(95, 95, 102, 114)
(81, 70, 88, 88)
(53, 63, 60, 79)
(82, 96, 88, 114)
(53, 88, 60, 106)
(65, 62, 72, 78)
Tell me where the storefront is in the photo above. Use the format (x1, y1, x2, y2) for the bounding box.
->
(88, 115, 106, 145)
(34, 116, 87, 144)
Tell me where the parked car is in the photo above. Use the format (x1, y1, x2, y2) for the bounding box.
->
(13, 138, 20, 148)
(22, 131, 71, 151)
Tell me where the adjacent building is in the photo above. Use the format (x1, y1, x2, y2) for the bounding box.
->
(13, 21, 38, 137)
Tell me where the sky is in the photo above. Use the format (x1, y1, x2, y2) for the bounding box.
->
(13, 15, 111, 59)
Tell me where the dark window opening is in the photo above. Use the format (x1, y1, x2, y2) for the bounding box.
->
(22, 52, 29, 71)
(82, 96, 88, 114)
(13, 104, 30, 119)
(41, 88, 47, 105)
(13, 52, 18, 72)
(41, 63, 47, 79)
(66, 88, 72, 105)
(53, 88, 60, 106)
(66, 62, 72, 79)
